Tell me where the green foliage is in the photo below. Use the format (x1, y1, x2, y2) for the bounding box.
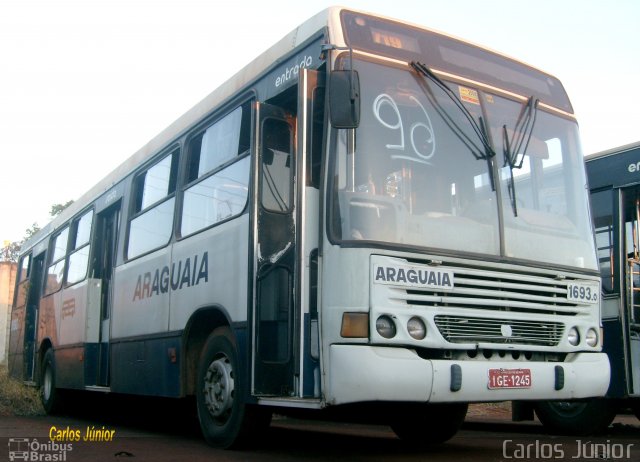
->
(50, 200, 74, 218)
(0, 241, 21, 262)
(1, 200, 72, 262)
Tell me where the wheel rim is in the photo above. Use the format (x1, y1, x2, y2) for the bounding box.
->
(203, 355, 234, 421)
(43, 364, 53, 402)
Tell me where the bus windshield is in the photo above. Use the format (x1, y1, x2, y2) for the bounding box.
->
(331, 56, 597, 270)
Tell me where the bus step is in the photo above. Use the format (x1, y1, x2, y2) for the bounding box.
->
(84, 385, 111, 393)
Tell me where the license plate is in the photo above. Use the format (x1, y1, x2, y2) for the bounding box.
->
(488, 368, 532, 389)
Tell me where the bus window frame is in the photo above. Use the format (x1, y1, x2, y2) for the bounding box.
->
(125, 146, 180, 261)
(65, 207, 95, 287)
(43, 226, 70, 296)
(18, 253, 32, 283)
(588, 187, 618, 297)
(178, 98, 254, 240)
(13, 252, 32, 308)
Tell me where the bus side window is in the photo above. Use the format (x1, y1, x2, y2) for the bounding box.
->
(66, 209, 94, 285)
(45, 227, 69, 295)
(14, 253, 32, 307)
(181, 102, 252, 236)
(590, 189, 615, 295)
(19, 254, 31, 282)
(261, 118, 293, 212)
(127, 150, 179, 259)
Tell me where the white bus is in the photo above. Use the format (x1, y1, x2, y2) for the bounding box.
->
(9, 6, 609, 448)
(520, 142, 640, 434)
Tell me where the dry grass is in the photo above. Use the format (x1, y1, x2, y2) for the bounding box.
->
(0, 364, 45, 416)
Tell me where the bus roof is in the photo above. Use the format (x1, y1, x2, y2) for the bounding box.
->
(585, 140, 640, 162)
(21, 6, 343, 253)
(585, 140, 640, 190)
(20, 5, 569, 254)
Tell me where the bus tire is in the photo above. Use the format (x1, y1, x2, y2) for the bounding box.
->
(390, 403, 467, 445)
(196, 328, 270, 449)
(534, 399, 617, 435)
(630, 399, 640, 422)
(40, 349, 64, 414)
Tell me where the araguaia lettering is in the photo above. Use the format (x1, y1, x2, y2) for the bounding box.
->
(375, 265, 453, 288)
(132, 252, 209, 301)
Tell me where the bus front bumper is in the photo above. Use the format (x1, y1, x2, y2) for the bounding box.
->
(327, 345, 610, 405)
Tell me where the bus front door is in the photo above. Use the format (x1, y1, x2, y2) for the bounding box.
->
(24, 253, 44, 382)
(622, 188, 640, 396)
(253, 104, 297, 396)
(90, 203, 120, 387)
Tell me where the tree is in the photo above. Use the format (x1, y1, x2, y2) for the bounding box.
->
(50, 200, 74, 218)
(23, 222, 41, 241)
(0, 201, 72, 262)
(1, 240, 20, 262)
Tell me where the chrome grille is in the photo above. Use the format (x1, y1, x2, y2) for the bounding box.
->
(434, 315, 564, 346)
(390, 265, 592, 316)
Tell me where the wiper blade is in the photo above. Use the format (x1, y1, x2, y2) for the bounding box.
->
(502, 96, 539, 216)
(411, 61, 495, 161)
(503, 124, 519, 216)
(506, 96, 539, 168)
(479, 116, 496, 192)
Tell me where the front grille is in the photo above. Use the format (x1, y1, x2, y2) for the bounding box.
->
(434, 315, 564, 346)
(391, 264, 592, 316)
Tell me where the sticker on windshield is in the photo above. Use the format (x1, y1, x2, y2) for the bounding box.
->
(459, 87, 480, 105)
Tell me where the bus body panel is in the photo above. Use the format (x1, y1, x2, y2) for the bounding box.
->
(110, 334, 182, 396)
(112, 250, 172, 339)
(169, 215, 251, 331)
(8, 306, 25, 379)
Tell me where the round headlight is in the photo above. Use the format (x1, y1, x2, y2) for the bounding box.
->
(586, 328, 598, 347)
(407, 317, 427, 340)
(568, 326, 580, 346)
(376, 315, 396, 339)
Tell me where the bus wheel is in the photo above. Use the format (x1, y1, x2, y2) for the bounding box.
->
(41, 349, 64, 414)
(196, 328, 270, 449)
(630, 399, 640, 422)
(534, 400, 617, 435)
(390, 403, 467, 445)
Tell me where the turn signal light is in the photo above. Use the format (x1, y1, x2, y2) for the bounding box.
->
(341, 312, 369, 338)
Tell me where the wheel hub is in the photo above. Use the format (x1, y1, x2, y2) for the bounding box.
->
(203, 356, 234, 419)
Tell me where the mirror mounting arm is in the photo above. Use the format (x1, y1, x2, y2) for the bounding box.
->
(323, 43, 361, 129)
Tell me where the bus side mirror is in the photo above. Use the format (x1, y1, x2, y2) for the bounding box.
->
(329, 70, 360, 129)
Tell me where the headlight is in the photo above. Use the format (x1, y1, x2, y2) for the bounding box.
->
(585, 328, 598, 347)
(407, 317, 427, 340)
(568, 326, 580, 346)
(376, 315, 396, 339)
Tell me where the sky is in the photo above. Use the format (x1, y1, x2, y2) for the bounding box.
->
(0, 0, 638, 243)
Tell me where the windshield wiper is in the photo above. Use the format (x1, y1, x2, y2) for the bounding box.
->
(411, 61, 495, 160)
(505, 96, 538, 168)
(411, 61, 496, 190)
(502, 96, 539, 217)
